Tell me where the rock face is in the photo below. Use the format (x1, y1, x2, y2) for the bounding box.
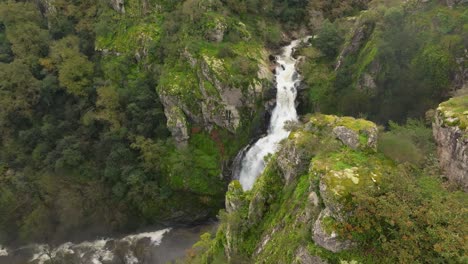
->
(335, 21, 375, 71)
(313, 208, 354, 253)
(433, 96, 468, 191)
(201, 114, 391, 262)
(163, 104, 189, 146)
(205, 19, 227, 42)
(158, 48, 272, 145)
(276, 131, 312, 184)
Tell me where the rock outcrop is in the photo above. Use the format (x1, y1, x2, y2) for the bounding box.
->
(202, 114, 388, 263)
(433, 95, 468, 191)
(158, 47, 272, 145)
(312, 208, 354, 253)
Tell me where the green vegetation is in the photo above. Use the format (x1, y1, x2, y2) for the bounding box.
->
(0, 1, 467, 262)
(0, 0, 311, 244)
(437, 95, 468, 129)
(299, 1, 467, 124)
(190, 114, 467, 263)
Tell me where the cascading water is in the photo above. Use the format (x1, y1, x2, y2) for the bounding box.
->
(0, 223, 217, 264)
(238, 38, 307, 191)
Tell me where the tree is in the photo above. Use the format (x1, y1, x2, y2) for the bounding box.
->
(312, 20, 343, 59)
(0, 61, 40, 129)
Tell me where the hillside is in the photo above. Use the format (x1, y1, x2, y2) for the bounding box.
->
(0, 0, 466, 262)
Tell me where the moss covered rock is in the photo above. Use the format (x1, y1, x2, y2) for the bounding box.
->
(433, 95, 468, 191)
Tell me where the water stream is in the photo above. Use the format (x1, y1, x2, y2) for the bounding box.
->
(0, 222, 216, 264)
(237, 38, 307, 190)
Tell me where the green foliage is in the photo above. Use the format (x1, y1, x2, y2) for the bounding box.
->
(300, 1, 464, 124)
(312, 20, 344, 60)
(378, 119, 436, 166)
(339, 171, 467, 263)
(438, 95, 468, 129)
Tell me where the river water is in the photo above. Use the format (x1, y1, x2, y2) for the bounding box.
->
(237, 38, 307, 190)
(0, 222, 216, 264)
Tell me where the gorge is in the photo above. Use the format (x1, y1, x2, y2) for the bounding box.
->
(0, 0, 466, 263)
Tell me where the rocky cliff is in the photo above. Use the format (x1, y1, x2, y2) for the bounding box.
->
(192, 110, 467, 263)
(433, 95, 468, 191)
(196, 114, 392, 263)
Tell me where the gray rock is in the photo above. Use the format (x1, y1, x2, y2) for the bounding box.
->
(335, 22, 375, 71)
(205, 20, 226, 43)
(163, 104, 189, 147)
(319, 179, 345, 221)
(433, 111, 468, 191)
(312, 209, 354, 253)
(277, 139, 310, 184)
(363, 126, 379, 151)
(332, 126, 360, 150)
(110, 0, 125, 13)
(248, 191, 267, 225)
(294, 246, 328, 264)
(225, 181, 244, 214)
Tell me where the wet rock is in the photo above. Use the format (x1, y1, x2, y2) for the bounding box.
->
(312, 208, 354, 253)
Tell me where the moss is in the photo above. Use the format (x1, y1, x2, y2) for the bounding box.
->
(322, 216, 338, 235)
(437, 95, 468, 130)
(354, 33, 378, 79)
(95, 12, 162, 54)
(308, 114, 375, 132)
(313, 148, 393, 199)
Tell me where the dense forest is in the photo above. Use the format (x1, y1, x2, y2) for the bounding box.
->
(0, 1, 466, 262)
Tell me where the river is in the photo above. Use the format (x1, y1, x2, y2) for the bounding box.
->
(0, 222, 217, 264)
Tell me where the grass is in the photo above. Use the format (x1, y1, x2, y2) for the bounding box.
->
(438, 95, 468, 130)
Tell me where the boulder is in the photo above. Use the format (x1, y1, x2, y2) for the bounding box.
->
(333, 126, 360, 150)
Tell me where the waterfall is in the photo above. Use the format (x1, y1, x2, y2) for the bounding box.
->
(238, 38, 308, 191)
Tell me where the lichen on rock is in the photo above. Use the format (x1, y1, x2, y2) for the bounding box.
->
(433, 95, 468, 191)
(313, 208, 354, 253)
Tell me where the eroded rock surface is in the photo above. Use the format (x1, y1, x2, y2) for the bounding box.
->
(433, 96, 468, 191)
(313, 209, 354, 253)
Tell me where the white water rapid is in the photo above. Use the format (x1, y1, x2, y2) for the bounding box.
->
(0, 223, 217, 264)
(238, 38, 307, 190)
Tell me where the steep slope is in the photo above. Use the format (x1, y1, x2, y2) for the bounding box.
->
(0, 0, 283, 245)
(189, 113, 467, 263)
(433, 95, 468, 190)
(298, 0, 467, 123)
